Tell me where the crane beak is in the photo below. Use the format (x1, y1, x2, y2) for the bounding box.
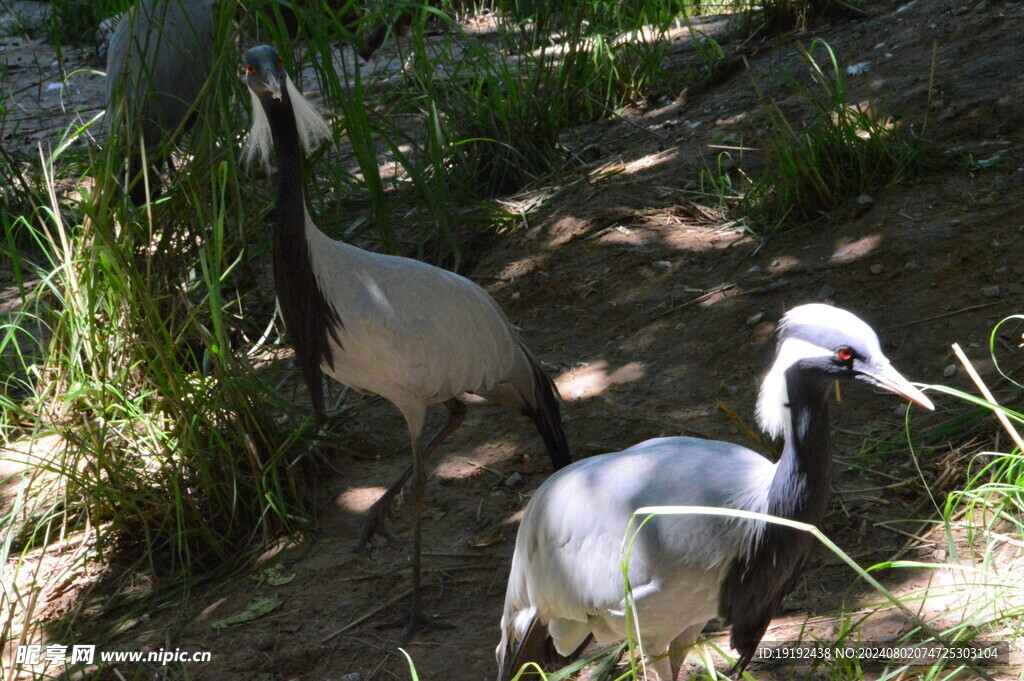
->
(265, 73, 283, 101)
(862, 362, 935, 411)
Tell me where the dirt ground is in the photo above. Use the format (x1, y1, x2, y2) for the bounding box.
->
(2, 0, 1024, 679)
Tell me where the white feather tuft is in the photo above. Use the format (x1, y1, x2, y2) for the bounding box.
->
(242, 88, 272, 169)
(243, 75, 332, 170)
(756, 336, 831, 439)
(285, 76, 332, 153)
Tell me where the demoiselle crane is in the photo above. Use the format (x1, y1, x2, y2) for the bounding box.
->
(496, 304, 934, 680)
(105, 0, 215, 205)
(242, 45, 571, 637)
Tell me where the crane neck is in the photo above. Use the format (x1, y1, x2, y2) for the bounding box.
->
(770, 366, 833, 523)
(254, 84, 341, 426)
(259, 88, 307, 244)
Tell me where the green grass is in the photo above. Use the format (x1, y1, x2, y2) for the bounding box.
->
(739, 40, 927, 233)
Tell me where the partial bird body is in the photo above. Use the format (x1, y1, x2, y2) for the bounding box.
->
(501, 438, 773, 680)
(497, 304, 933, 681)
(303, 222, 543, 432)
(106, 0, 216, 204)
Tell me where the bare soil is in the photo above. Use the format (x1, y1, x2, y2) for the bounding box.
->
(2, 0, 1024, 679)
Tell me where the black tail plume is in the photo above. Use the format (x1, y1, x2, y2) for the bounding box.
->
(499, 615, 590, 681)
(519, 342, 570, 470)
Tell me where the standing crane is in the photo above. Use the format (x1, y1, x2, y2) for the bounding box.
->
(496, 304, 934, 680)
(105, 0, 216, 205)
(241, 45, 571, 638)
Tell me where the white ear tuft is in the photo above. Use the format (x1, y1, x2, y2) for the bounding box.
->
(242, 88, 272, 170)
(756, 360, 789, 440)
(285, 75, 332, 153)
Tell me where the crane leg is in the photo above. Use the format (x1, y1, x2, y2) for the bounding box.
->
(354, 399, 466, 553)
(399, 442, 456, 641)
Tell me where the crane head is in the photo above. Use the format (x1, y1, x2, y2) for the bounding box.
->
(757, 304, 934, 438)
(241, 44, 332, 169)
(244, 45, 285, 101)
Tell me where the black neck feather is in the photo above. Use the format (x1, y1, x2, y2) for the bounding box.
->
(257, 86, 341, 427)
(719, 365, 833, 671)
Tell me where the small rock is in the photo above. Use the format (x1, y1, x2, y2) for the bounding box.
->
(983, 285, 1002, 298)
(974, 0, 987, 10)
(504, 472, 524, 488)
(979, 191, 1000, 205)
(684, 180, 699, 191)
(510, 291, 520, 301)
(746, 312, 765, 326)
(904, 261, 918, 271)
(339, 674, 363, 681)
(995, 266, 1008, 274)
(726, 384, 740, 395)
(771, 259, 781, 267)
(254, 634, 275, 651)
(943, 364, 957, 378)
(933, 547, 948, 561)
(894, 403, 909, 417)
(818, 284, 838, 299)
(869, 264, 885, 275)
(654, 260, 672, 269)
(857, 194, 874, 205)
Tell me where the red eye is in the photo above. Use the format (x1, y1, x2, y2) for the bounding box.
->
(837, 348, 854, 362)
(246, 64, 255, 75)
(277, 58, 283, 67)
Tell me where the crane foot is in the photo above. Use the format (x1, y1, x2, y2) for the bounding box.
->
(377, 608, 455, 643)
(353, 487, 403, 553)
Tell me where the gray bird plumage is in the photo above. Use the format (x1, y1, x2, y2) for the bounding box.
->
(496, 304, 934, 681)
(105, 0, 215, 205)
(242, 44, 570, 637)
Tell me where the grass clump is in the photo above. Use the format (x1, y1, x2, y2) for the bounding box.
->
(740, 40, 926, 232)
(760, 0, 866, 32)
(0, 7, 325, 659)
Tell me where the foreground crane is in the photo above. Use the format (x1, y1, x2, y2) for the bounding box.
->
(497, 303, 934, 680)
(241, 45, 570, 639)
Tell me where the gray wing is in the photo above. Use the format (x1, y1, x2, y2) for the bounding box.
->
(500, 437, 776, 657)
(308, 231, 528, 412)
(105, 0, 215, 143)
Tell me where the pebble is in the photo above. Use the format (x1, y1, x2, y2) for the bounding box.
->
(869, 264, 885, 275)
(979, 191, 1000, 205)
(995, 266, 1008, 274)
(510, 291, 520, 300)
(254, 635, 275, 651)
(904, 261, 918, 271)
(746, 312, 765, 326)
(818, 284, 838, 299)
(504, 472, 524, 488)
(857, 194, 874, 205)
(943, 364, 957, 378)
(654, 260, 672, 269)
(983, 285, 1001, 298)
(894, 403, 909, 417)
(339, 674, 363, 681)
